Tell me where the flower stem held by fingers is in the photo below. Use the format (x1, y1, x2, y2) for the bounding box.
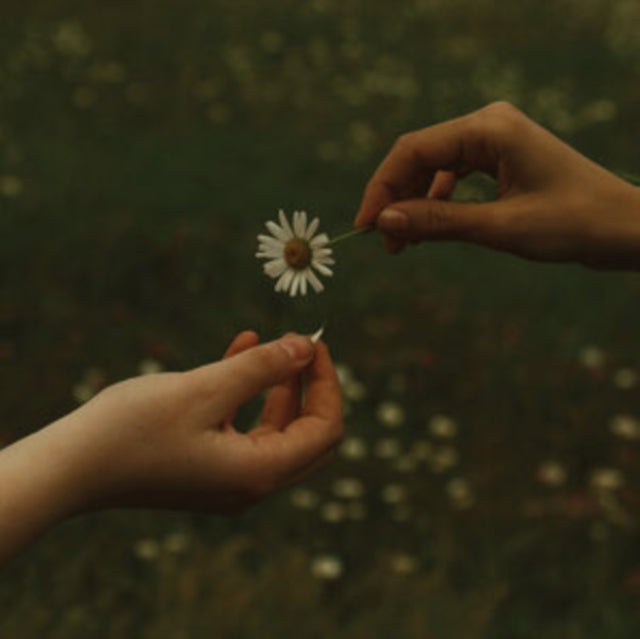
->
(327, 225, 372, 246)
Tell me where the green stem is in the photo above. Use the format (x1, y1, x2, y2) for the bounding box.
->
(328, 225, 372, 246)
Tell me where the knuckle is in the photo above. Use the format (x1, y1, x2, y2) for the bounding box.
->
(393, 131, 415, 151)
(482, 100, 520, 118)
(474, 101, 525, 136)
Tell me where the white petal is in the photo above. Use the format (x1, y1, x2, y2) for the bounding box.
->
(315, 255, 335, 265)
(278, 209, 294, 237)
(313, 261, 334, 277)
(305, 217, 320, 239)
(299, 272, 308, 296)
(293, 211, 307, 238)
(256, 247, 283, 259)
(257, 234, 284, 249)
(312, 247, 333, 259)
(306, 268, 324, 293)
(263, 258, 287, 278)
(276, 269, 295, 293)
(310, 233, 329, 247)
(291, 211, 300, 235)
(266, 220, 291, 242)
(310, 326, 325, 343)
(290, 272, 301, 297)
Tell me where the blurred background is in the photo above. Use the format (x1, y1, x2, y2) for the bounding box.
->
(1, 0, 639, 636)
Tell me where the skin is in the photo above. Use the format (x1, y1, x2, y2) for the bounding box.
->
(0, 332, 343, 564)
(356, 101, 640, 270)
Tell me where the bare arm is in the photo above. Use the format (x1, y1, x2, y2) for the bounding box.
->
(0, 332, 343, 564)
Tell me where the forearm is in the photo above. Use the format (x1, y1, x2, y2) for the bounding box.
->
(0, 418, 90, 564)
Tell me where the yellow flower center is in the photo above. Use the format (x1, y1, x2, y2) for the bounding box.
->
(284, 237, 311, 270)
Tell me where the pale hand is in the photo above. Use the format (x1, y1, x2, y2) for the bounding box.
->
(0, 332, 343, 562)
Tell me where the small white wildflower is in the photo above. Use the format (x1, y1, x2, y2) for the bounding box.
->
(389, 553, 419, 575)
(163, 531, 190, 554)
(374, 437, 402, 459)
(310, 554, 343, 580)
(446, 477, 475, 509)
(381, 483, 407, 504)
(332, 477, 366, 499)
(320, 501, 347, 523)
(133, 538, 160, 561)
(72, 382, 94, 404)
(52, 21, 92, 57)
(394, 454, 419, 473)
(610, 414, 640, 441)
(0, 175, 24, 198)
(290, 487, 320, 510)
(427, 446, 460, 473)
(589, 467, 624, 492)
(71, 368, 106, 403)
(138, 358, 164, 375)
(536, 461, 568, 487)
(339, 436, 368, 460)
(578, 345, 605, 370)
(256, 209, 334, 296)
(428, 414, 458, 439)
(376, 401, 405, 428)
(335, 363, 354, 386)
(343, 379, 367, 401)
(613, 368, 637, 390)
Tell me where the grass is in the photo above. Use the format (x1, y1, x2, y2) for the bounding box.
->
(1, 0, 640, 636)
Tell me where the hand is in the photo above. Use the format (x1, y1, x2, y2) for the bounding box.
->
(356, 101, 640, 269)
(66, 331, 344, 513)
(0, 332, 343, 561)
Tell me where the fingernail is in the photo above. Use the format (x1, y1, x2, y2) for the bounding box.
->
(280, 334, 314, 362)
(378, 208, 409, 232)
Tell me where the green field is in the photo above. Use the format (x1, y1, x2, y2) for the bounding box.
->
(1, 1, 640, 636)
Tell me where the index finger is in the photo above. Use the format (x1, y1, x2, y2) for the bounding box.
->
(257, 341, 343, 480)
(354, 114, 474, 229)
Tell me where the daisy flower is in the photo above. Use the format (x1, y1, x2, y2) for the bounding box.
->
(256, 210, 334, 296)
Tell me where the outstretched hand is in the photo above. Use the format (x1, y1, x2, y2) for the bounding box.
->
(66, 331, 344, 513)
(356, 102, 640, 269)
(1, 332, 343, 562)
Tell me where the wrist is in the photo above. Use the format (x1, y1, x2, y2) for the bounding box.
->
(0, 422, 79, 560)
(0, 415, 102, 560)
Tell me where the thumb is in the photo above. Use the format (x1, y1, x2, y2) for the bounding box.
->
(204, 334, 314, 408)
(376, 198, 501, 246)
